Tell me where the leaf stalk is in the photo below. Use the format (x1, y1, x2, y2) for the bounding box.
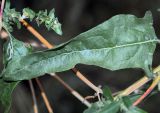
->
(29, 80, 39, 113)
(35, 78, 54, 113)
(50, 73, 91, 107)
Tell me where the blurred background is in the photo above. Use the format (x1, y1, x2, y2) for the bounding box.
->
(0, 0, 160, 113)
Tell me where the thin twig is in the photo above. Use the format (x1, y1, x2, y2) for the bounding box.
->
(133, 75, 160, 106)
(72, 68, 102, 93)
(29, 80, 39, 113)
(35, 78, 54, 113)
(50, 73, 91, 107)
(20, 19, 102, 94)
(0, 0, 5, 31)
(119, 76, 149, 96)
(0, 0, 5, 15)
(119, 65, 160, 96)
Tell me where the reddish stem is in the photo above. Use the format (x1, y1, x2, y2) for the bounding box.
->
(133, 85, 154, 106)
(133, 76, 160, 106)
(0, 0, 5, 16)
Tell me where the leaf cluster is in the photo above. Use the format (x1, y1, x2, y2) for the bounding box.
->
(3, 6, 62, 35)
(84, 87, 147, 113)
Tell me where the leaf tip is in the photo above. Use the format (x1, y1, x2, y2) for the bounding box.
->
(144, 11, 153, 23)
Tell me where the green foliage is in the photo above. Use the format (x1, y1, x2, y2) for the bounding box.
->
(3, 8, 21, 31)
(0, 80, 18, 113)
(103, 86, 114, 101)
(35, 9, 62, 35)
(22, 8, 35, 21)
(0, 0, 159, 112)
(0, 0, 63, 112)
(2, 4, 62, 35)
(84, 89, 147, 113)
(1, 11, 158, 81)
(84, 86, 152, 113)
(0, 31, 31, 113)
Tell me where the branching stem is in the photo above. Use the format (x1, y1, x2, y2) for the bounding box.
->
(133, 75, 160, 106)
(35, 78, 54, 113)
(119, 65, 160, 97)
(50, 73, 91, 107)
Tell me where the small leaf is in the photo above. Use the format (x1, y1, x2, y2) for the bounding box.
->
(36, 9, 62, 35)
(36, 10, 48, 25)
(125, 107, 147, 113)
(0, 80, 19, 113)
(84, 101, 120, 113)
(2, 11, 158, 81)
(5, 0, 11, 10)
(99, 101, 120, 113)
(103, 86, 114, 101)
(48, 8, 55, 19)
(3, 8, 21, 32)
(122, 96, 132, 108)
(22, 8, 35, 21)
(51, 18, 62, 35)
(83, 101, 104, 113)
(128, 94, 141, 104)
(120, 96, 147, 113)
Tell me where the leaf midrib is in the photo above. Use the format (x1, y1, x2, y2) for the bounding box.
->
(7, 39, 158, 77)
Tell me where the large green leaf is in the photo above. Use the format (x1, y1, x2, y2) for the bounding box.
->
(2, 11, 158, 81)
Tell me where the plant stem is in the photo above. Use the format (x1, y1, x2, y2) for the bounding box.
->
(29, 80, 39, 113)
(0, 0, 5, 16)
(119, 76, 149, 96)
(50, 73, 91, 107)
(72, 68, 102, 93)
(20, 19, 102, 94)
(133, 75, 160, 106)
(0, 0, 5, 31)
(35, 78, 54, 113)
(119, 65, 160, 96)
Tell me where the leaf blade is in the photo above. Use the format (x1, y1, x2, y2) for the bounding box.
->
(3, 11, 158, 81)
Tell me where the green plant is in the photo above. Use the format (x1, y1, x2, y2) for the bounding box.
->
(0, 0, 160, 113)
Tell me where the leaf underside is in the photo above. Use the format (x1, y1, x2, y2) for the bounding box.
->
(2, 11, 158, 81)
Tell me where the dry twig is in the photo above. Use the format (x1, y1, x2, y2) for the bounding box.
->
(29, 80, 39, 113)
